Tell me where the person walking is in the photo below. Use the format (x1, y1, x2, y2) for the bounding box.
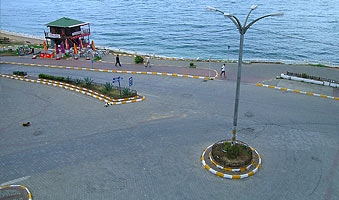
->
(220, 63, 226, 78)
(145, 56, 151, 68)
(115, 54, 122, 67)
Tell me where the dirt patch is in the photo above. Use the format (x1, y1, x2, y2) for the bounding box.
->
(211, 142, 252, 167)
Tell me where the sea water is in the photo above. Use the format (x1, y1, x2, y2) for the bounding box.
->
(1, 0, 339, 63)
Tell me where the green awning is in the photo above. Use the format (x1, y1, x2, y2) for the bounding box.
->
(46, 17, 88, 28)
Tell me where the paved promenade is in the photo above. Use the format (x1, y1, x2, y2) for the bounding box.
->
(0, 56, 217, 79)
(0, 55, 338, 200)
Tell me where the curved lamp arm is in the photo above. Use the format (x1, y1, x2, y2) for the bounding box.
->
(244, 12, 284, 33)
(224, 15, 242, 33)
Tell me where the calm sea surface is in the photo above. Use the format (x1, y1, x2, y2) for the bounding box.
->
(1, 0, 339, 63)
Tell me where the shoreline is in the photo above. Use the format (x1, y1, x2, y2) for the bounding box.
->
(1, 29, 339, 67)
(0, 30, 45, 45)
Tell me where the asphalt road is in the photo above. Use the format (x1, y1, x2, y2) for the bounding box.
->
(0, 62, 338, 200)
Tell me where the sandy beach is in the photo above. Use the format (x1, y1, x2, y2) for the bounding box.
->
(0, 30, 44, 45)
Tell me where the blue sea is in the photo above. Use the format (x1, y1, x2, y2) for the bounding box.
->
(1, 0, 339, 63)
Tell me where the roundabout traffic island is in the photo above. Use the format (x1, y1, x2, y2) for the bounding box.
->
(201, 140, 261, 179)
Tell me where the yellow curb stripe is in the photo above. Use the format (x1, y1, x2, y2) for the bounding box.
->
(232, 175, 241, 179)
(0, 185, 32, 200)
(2, 74, 144, 105)
(247, 171, 255, 176)
(257, 84, 338, 100)
(4, 61, 215, 81)
(216, 172, 224, 177)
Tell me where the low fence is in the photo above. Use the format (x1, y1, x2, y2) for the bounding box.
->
(286, 71, 339, 85)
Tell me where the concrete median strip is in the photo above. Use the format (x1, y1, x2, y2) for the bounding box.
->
(256, 83, 339, 100)
(0, 61, 216, 80)
(0, 74, 145, 105)
(0, 185, 32, 200)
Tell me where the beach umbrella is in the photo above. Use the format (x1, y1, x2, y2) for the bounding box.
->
(65, 39, 70, 50)
(55, 44, 59, 54)
(91, 40, 96, 51)
(43, 41, 47, 51)
(73, 43, 78, 55)
(79, 39, 83, 49)
(60, 42, 65, 54)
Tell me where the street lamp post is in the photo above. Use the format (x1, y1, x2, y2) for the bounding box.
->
(207, 5, 283, 146)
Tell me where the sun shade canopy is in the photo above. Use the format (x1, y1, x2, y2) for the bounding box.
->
(46, 17, 89, 28)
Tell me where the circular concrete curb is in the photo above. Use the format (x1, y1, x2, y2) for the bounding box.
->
(208, 151, 254, 172)
(201, 142, 262, 179)
(0, 74, 145, 105)
(0, 185, 32, 200)
(0, 61, 216, 80)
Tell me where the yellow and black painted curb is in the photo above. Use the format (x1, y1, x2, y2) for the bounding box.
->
(0, 74, 145, 105)
(0, 185, 32, 200)
(201, 143, 262, 179)
(0, 61, 216, 80)
(256, 83, 339, 100)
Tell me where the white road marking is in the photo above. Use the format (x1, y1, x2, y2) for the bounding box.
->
(142, 93, 160, 98)
(0, 176, 31, 186)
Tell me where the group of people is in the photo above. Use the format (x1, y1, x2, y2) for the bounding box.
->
(114, 54, 227, 79)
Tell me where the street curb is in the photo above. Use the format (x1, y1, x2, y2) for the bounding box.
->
(201, 144, 262, 179)
(0, 74, 145, 105)
(256, 83, 339, 100)
(0, 61, 216, 80)
(37, 78, 139, 102)
(0, 185, 32, 200)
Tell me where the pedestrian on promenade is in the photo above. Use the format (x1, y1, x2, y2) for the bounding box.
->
(220, 63, 226, 78)
(115, 54, 122, 67)
(145, 56, 151, 68)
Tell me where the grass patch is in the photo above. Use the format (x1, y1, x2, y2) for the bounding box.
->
(38, 73, 137, 98)
(94, 56, 102, 61)
(13, 71, 27, 76)
(189, 62, 197, 68)
(211, 141, 252, 167)
(135, 55, 144, 64)
(308, 64, 328, 68)
(0, 49, 17, 56)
